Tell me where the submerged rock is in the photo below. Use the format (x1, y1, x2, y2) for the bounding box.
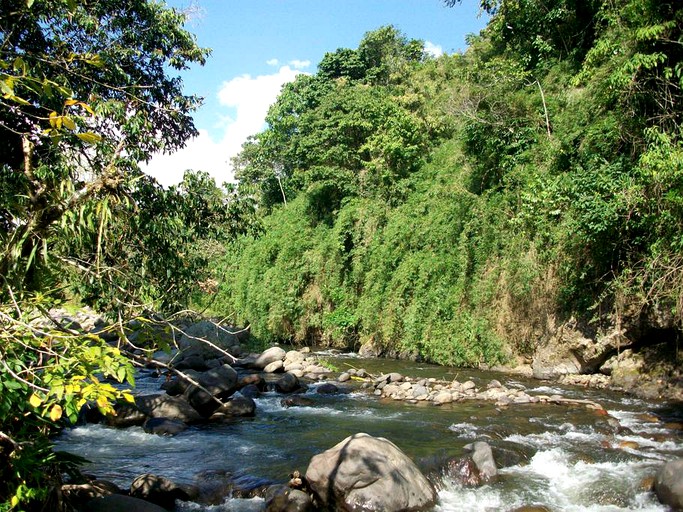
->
(305, 432, 436, 512)
(142, 417, 187, 436)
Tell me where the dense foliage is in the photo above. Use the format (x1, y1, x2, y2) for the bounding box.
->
(0, 1, 247, 509)
(212, 1, 683, 367)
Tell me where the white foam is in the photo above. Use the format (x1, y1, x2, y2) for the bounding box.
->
(176, 496, 264, 511)
(447, 422, 479, 438)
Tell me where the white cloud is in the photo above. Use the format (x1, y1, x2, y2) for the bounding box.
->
(289, 59, 311, 70)
(142, 65, 306, 187)
(266, 58, 279, 66)
(424, 41, 444, 58)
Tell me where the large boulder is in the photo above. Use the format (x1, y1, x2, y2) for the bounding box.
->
(160, 370, 201, 396)
(254, 346, 287, 370)
(655, 459, 683, 510)
(305, 433, 436, 512)
(274, 373, 301, 394)
(177, 320, 244, 360)
(135, 394, 203, 424)
(184, 364, 239, 417)
(209, 393, 256, 420)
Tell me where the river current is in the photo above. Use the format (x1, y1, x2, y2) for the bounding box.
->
(54, 352, 683, 511)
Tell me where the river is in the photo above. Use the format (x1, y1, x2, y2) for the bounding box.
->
(54, 351, 683, 511)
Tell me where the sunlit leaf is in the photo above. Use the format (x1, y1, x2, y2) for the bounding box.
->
(29, 393, 42, 407)
(76, 132, 102, 144)
(49, 404, 63, 422)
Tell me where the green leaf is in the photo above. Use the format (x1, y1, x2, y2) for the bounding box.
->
(13, 57, 26, 74)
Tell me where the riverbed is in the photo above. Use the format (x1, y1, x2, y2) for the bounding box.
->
(55, 352, 683, 511)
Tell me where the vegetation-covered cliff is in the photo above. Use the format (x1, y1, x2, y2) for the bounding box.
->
(209, 0, 683, 381)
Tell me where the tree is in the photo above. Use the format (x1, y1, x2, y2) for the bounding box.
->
(0, 1, 209, 509)
(0, 0, 208, 295)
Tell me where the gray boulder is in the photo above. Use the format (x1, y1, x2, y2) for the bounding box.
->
(184, 364, 238, 416)
(209, 393, 256, 420)
(135, 394, 203, 424)
(161, 370, 201, 396)
(464, 441, 498, 483)
(305, 433, 436, 512)
(177, 320, 243, 360)
(254, 346, 286, 370)
(274, 373, 301, 394)
(655, 459, 683, 510)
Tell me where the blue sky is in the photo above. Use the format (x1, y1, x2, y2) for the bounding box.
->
(144, 0, 488, 186)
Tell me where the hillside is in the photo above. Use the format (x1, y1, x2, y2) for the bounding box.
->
(208, 2, 683, 396)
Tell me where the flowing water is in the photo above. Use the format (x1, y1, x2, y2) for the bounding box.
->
(55, 352, 683, 511)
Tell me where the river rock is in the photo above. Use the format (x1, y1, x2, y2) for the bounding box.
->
(209, 393, 256, 420)
(238, 373, 265, 389)
(62, 479, 122, 505)
(254, 346, 287, 369)
(239, 384, 262, 399)
(161, 370, 201, 396)
(305, 432, 436, 512)
(264, 360, 285, 373)
(654, 459, 683, 510)
(107, 402, 147, 427)
(130, 473, 198, 509)
(274, 372, 300, 394)
(136, 393, 203, 424)
(177, 320, 244, 360)
(434, 391, 454, 404)
(85, 494, 168, 512)
(464, 441, 498, 483)
(316, 383, 339, 394)
(444, 456, 482, 487)
(143, 417, 187, 436)
(264, 485, 313, 512)
(184, 364, 239, 416)
(285, 350, 306, 364)
(174, 354, 209, 371)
